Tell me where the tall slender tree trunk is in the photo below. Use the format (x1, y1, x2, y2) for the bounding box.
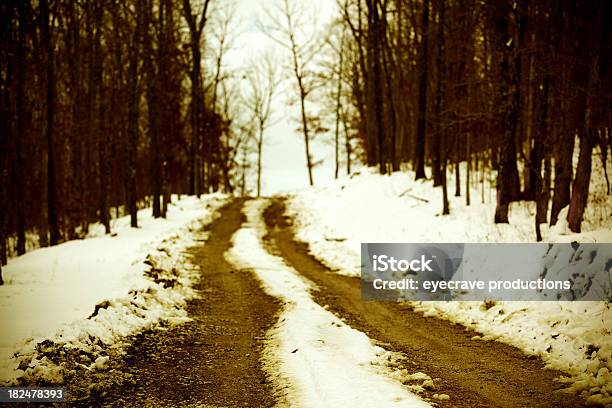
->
(257, 124, 263, 197)
(373, 21, 384, 174)
(494, 4, 520, 223)
(466, 133, 471, 205)
(514, 0, 527, 198)
(15, 2, 26, 254)
(431, 0, 446, 188)
(436, 0, 449, 214)
(599, 131, 610, 195)
(342, 108, 351, 175)
(454, 154, 461, 196)
(143, 0, 161, 218)
(568, 53, 599, 232)
(380, 17, 398, 172)
(550, 132, 573, 225)
(190, 43, 202, 197)
(549, 8, 573, 227)
(94, 2, 111, 233)
(334, 41, 344, 179)
(414, 0, 429, 180)
(534, 73, 551, 241)
(296, 79, 313, 185)
(567, 129, 593, 233)
(42, 0, 59, 246)
(0, 15, 7, 276)
(182, 0, 210, 197)
(127, 0, 141, 228)
(442, 148, 449, 215)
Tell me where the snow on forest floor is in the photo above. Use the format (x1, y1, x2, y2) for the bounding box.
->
(226, 199, 431, 408)
(287, 155, 612, 405)
(0, 194, 227, 385)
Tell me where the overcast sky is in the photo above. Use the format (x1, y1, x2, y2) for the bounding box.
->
(222, 0, 341, 196)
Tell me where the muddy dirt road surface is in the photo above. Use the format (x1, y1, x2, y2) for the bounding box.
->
(263, 198, 587, 408)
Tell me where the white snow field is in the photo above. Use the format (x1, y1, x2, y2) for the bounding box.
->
(226, 199, 431, 408)
(0, 194, 227, 385)
(287, 155, 612, 405)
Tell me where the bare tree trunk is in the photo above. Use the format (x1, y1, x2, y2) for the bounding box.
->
(567, 130, 593, 233)
(42, 0, 59, 246)
(341, 107, 351, 175)
(334, 40, 344, 179)
(244, 51, 278, 196)
(442, 150, 449, 215)
(534, 73, 550, 241)
(436, 0, 449, 215)
(567, 2, 601, 232)
(549, 8, 573, 227)
(380, 7, 398, 173)
(494, 4, 520, 223)
(414, 0, 429, 180)
(93, 2, 111, 233)
(550, 132, 573, 225)
(568, 54, 599, 232)
(0, 68, 6, 271)
(298, 83, 314, 185)
(366, 0, 385, 174)
(182, 0, 211, 196)
(282, 6, 315, 186)
(466, 133, 471, 205)
(257, 125, 263, 197)
(430, 7, 446, 187)
(600, 130, 610, 195)
(127, 0, 141, 228)
(143, 0, 161, 218)
(240, 146, 247, 196)
(454, 155, 461, 196)
(14, 2, 27, 254)
(340, 0, 374, 167)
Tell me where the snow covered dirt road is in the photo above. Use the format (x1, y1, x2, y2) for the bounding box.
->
(80, 197, 590, 407)
(263, 198, 588, 408)
(95, 200, 281, 407)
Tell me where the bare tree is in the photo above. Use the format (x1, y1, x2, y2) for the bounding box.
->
(126, 0, 142, 227)
(0, 0, 241, 263)
(207, 2, 236, 114)
(41, 0, 59, 245)
(242, 52, 280, 197)
(323, 22, 348, 179)
(260, 0, 322, 186)
(217, 71, 248, 194)
(182, 0, 212, 196)
(414, 0, 429, 181)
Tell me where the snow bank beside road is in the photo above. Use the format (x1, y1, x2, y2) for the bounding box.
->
(287, 165, 612, 405)
(0, 194, 227, 384)
(289, 167, 612, 277)
(226, 199, 430, 408)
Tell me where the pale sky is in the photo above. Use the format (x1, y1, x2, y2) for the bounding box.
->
(222, 0, 341, 196)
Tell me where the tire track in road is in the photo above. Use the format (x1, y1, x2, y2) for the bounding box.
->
(225, 199, 430, 408)
(263, 198, 588, 408)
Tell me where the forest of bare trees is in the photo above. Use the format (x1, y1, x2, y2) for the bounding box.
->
(327, 0, 611, 238)
(0, 0, 244, 273)
(1, 0, 611, 278)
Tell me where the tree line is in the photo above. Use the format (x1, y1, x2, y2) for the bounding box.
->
(0, 0, 244, 280)
(328, 0, 611, 239)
